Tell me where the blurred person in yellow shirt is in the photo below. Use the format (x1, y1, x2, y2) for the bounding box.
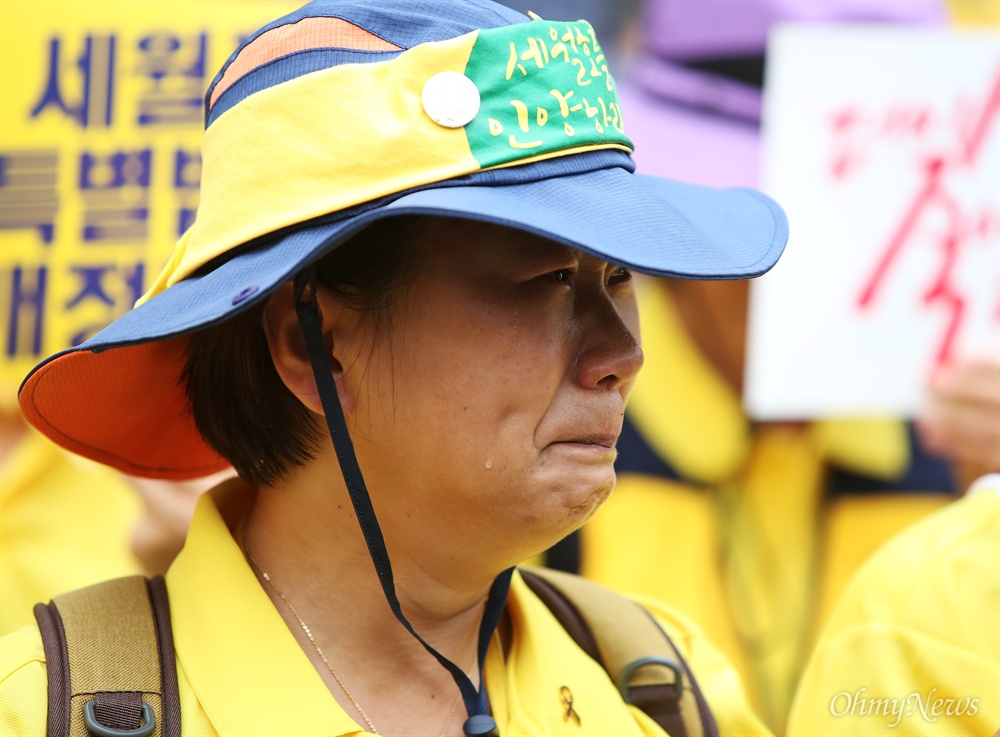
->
(787, 474, 999, 736)
(0, 400, 229, 635)
(0, 409, 141, 635)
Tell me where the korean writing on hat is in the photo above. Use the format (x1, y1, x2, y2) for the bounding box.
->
(498, 22, 622, 147)
(464, 20, 631, 170)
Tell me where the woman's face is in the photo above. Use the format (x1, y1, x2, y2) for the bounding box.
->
(344, 219, 643, 568)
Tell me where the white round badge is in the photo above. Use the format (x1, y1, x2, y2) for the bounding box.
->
(421, 71, 481, 128)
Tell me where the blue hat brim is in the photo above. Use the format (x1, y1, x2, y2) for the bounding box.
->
(20, 165, 787, 478)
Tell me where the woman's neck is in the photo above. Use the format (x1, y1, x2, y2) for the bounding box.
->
(240, 461, 496, 735)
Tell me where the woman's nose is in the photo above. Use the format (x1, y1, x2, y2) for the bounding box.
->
(573, 298, 644, 391)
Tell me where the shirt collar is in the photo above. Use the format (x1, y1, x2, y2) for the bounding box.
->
(167, 479, 361, 736)
(168, 481, 649, 736)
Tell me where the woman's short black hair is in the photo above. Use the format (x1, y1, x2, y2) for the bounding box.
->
(183, 215, 425, 486)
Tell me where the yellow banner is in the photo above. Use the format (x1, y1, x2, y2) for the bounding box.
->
(0, 0, 301, 408)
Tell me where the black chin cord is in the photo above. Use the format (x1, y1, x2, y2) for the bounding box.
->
(293, 269, 509, 737)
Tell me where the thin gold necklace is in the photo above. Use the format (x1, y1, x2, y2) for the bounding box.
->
(241, 524, 463, 736)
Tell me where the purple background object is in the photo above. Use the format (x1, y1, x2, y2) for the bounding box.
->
(643, 0, 946, 60)
(624, 0, 947, 186)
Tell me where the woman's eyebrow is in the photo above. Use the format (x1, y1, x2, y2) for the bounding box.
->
(514, 238, 580, 264)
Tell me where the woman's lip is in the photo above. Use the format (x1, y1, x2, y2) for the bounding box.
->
(554, 435, 618, 448)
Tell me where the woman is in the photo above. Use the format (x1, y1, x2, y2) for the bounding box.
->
(1, 0, 787, 734)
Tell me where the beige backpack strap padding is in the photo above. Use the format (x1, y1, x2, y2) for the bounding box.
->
(520, 566, 718, 737)
(35, 575, 179, 737)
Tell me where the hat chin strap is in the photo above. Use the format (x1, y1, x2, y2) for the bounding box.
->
(293, 269, 509, 737)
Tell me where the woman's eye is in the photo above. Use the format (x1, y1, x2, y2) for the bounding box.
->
(608, 267, 633, 285)
(544, 269, 573, 283)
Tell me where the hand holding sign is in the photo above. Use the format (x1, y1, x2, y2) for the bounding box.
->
(917, 358, 1000, 480)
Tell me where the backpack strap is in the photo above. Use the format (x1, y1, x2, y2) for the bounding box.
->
(33, 575, 181, 737)
(520, 566, 719, 737)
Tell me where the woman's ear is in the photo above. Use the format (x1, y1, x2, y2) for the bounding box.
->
(261, 281, 357, 416)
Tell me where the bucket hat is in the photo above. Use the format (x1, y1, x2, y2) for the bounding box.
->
(19, 2, 789, 733)
(20, 0, 788, 480)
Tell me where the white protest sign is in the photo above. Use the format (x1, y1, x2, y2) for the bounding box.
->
(745, 25, 1000, 419)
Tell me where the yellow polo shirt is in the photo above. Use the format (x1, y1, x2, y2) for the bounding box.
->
(1, 480, 768, 736)
(786, 475, 1000, 736)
